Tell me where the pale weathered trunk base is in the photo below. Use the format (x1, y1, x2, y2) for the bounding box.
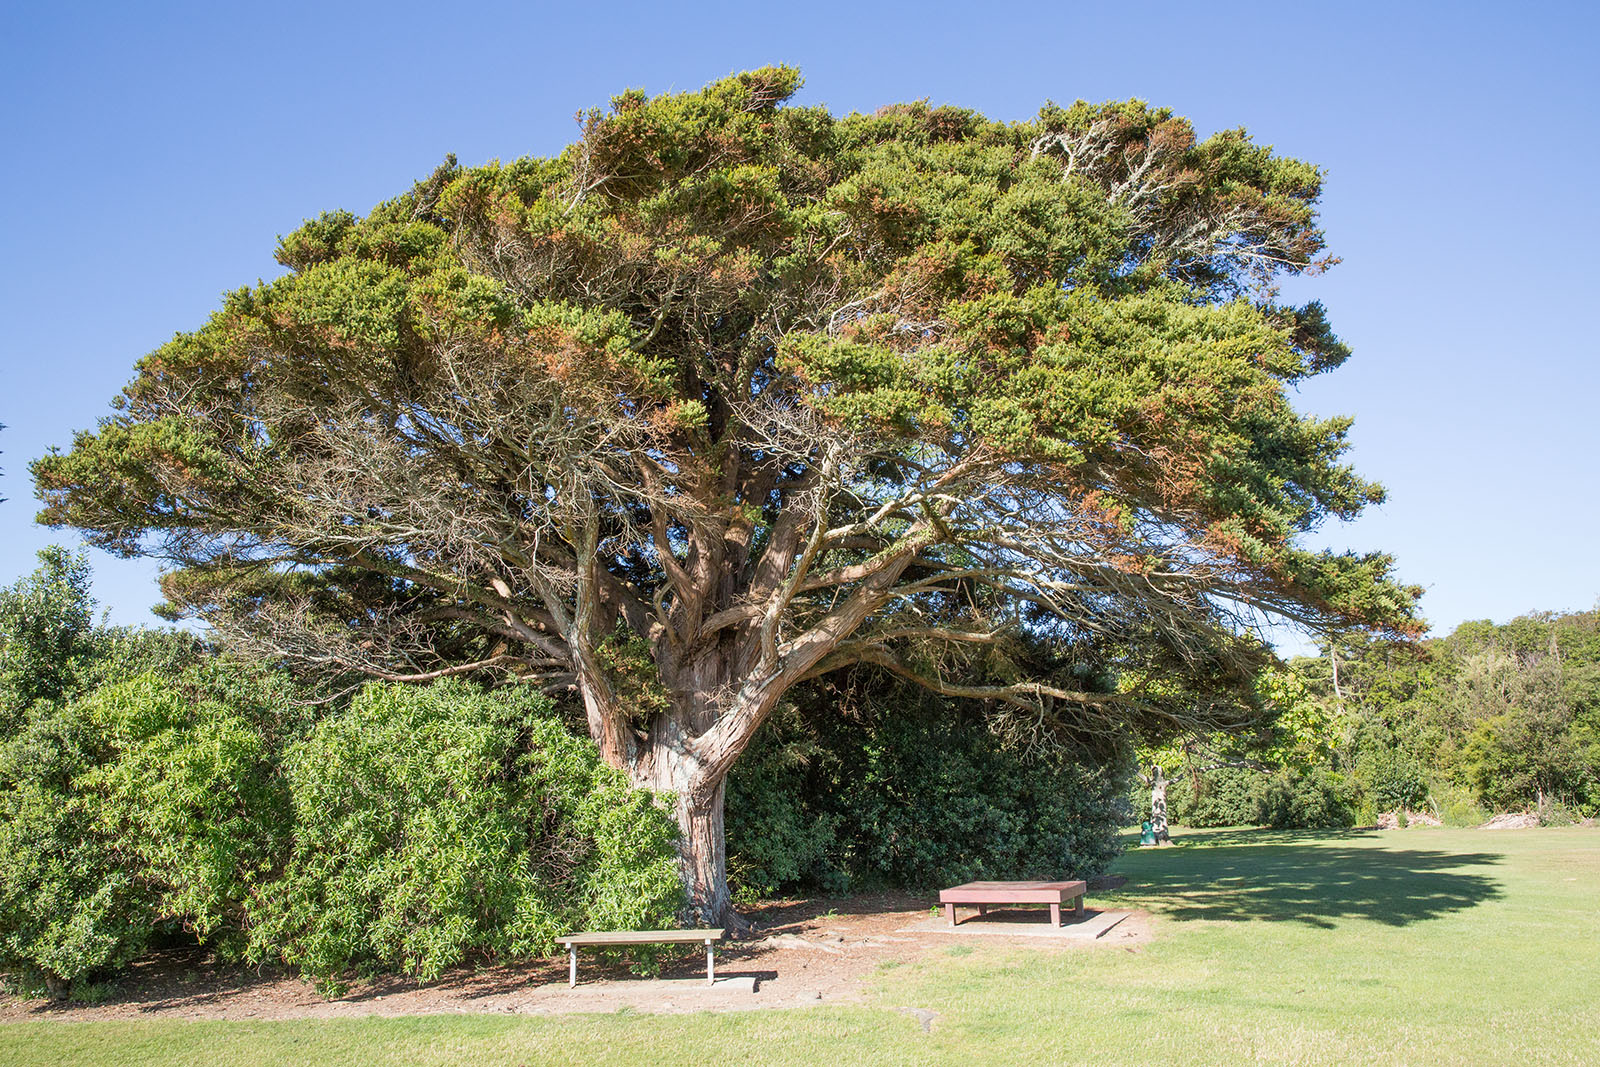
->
(676, 780, 731, 927)
(674, 782, 757, 934)
(647, 761, 755, 935)
(1151, 765, 1170, 844)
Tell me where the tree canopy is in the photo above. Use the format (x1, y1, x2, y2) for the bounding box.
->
(34, 68, 1418, 919)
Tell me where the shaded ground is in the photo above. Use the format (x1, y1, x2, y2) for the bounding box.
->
(1115, 827, 1505, 928)
(0, 891, 1148, 1022)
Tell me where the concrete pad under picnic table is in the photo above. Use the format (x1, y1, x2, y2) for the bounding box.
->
(901, 908, 1131, 940)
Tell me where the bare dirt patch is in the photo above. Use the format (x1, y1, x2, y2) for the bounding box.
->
(0, 891, 1150, 1022)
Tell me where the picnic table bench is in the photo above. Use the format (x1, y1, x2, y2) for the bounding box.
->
(938, 880, 1087, 926)
(558, 929, 725, 987)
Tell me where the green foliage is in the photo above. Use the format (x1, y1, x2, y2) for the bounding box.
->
(727, 684, 1128, 898)
(247, 680, 681, 992)
(0, 669, 683, 996)
(0, 551, 197, 995)
(0, 551, 683, 994)
(80, 663, 300, 951)
(1429, 781, 1490, 828)
(842, 715, 1125, 889)
(0, 548, 95, 722)
(1290, 611, 1600, 820)
(723, 707, 845, 900)
(1127, 663, 1348, 830)
(1169, 767, 1262, 828)
(593, 623, 672, 723)
(1356, 747, 1428, 814)
(0, 700, 156, 997)
(0, 650, 292, 995)
(1158, 611, 1600, 831)
(1254, 768, 1357, 829)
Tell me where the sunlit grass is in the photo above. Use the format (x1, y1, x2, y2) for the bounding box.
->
(5, 827, 1597, 1065)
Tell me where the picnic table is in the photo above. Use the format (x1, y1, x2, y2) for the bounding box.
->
(558, 929, 725, 987)
(938, 880, 1087, 926)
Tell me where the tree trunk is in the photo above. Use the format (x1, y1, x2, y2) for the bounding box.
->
(620, 702, 751, 932)
(675, 779, 733, 927)
(636, 751, 753, 931)
(1151, 765, 1170, 844)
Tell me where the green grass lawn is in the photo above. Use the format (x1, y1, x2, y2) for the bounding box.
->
(6, 826, 1598, 1066)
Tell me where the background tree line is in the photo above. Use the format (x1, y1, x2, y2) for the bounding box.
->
(1143, 610, 1600, 829)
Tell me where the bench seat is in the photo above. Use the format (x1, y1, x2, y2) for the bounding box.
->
(559, 929, 725, 987)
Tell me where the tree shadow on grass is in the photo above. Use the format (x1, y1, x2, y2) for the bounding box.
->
(1171, 827, 1386, 849)
(1121, 834, 1504, 928)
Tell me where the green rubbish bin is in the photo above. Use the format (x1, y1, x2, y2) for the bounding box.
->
(1140, 821, 1156, 846)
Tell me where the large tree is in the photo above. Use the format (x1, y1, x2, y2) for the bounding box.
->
(35, 69, 1418, 922)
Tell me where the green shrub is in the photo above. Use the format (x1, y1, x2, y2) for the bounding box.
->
(248, 680, 681, 992)
(728, 695, 1127, 896)
(0, 551, 221, 996)
(723, 709, 846, 902)
(844, 713, 1125, 888)
(0, 701, 157, 997)
(0, 549, 94, 725)
(1254, 768, 1357, 829)
(1170, 767, 1263, 828)
(1, 550, 685, 995)
(81, 662, 299, 952)
(1429, 781, 1488, 828)
(0, 658, 295, 996)
(1358, 747, 1429, 813)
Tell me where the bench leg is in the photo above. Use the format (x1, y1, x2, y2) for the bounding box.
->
(1050, 903, 1061, 926)
(944, 902, 957, 926)
(977, 904, 987, 916)
(1075, 894, 1085, 917)
(569, 945, 578, 988)
(706, 939, 715, 987)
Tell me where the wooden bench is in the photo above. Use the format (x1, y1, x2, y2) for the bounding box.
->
(558, 929, 725, 987)
(938, 880, 1087, 926)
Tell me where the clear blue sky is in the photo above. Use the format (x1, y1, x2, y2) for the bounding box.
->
(2, 1, 1596, 650)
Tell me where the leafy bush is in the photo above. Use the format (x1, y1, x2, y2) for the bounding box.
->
(0, 549, 94, 723)
(1430, 781, 1489, 828)
(0, 553, 216, 997)
(728, 693, 1127, 897)
(81, 662, 300, 952)
(0, 551, 686, 996)
(1357, 747, 1429, 813)
(844, 713, 1125, 888)
(723, 710, 846, 901)
(248, 681, 681, 992)
(0, 701, 157, 998)
(1169, 767, 1263, 828)
(1254, 768, 1357, 829)
(0, 658, 295, 997)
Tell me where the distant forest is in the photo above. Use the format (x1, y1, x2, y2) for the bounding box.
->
(1153, 610, 1600, 828)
